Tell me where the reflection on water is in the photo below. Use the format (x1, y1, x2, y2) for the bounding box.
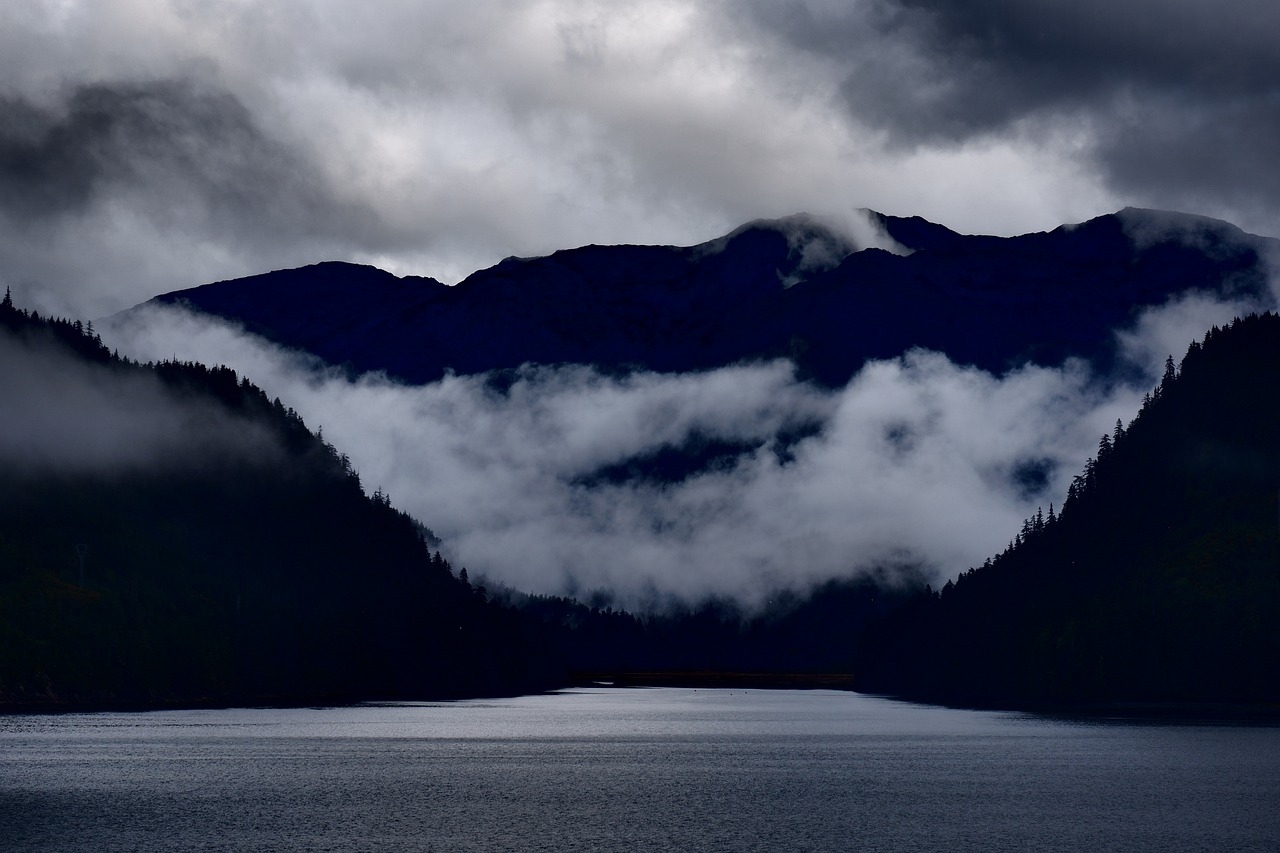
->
(3, 689, 1278, 852)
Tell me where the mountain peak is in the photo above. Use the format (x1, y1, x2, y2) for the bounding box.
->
(863, 211, 965, 253)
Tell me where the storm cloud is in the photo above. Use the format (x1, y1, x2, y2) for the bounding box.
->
(742, 0, 1280, 229)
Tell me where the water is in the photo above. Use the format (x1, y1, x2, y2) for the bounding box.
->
(2, 688, 1278, 852)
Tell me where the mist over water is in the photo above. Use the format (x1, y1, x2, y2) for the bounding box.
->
(102, 291, 1262, 607)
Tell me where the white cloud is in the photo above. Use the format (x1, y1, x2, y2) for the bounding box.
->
(1117, 292, 1269, 378)
(0, 328, 281, 472)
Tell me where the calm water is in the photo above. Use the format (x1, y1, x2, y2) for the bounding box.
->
(2, 688, 1278, 852)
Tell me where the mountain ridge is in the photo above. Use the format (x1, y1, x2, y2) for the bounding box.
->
(131, 207, 1278, 387)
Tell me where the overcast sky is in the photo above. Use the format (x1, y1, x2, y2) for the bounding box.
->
(3, 0, 1279, 317)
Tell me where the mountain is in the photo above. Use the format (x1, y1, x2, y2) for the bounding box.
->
(137, 208, 1278, 386)
(0, 294, 561, 709)
(856, 312, 1280, 707)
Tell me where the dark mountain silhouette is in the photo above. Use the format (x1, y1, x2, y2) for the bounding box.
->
(0, 293, 562, 709)
(138, 208, 1277, 386)
(856, 312, 1280, 707)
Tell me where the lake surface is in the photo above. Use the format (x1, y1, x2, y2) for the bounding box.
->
(2, 688, 1278, 851)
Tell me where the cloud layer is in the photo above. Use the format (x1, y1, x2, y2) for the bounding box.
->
(101, 287, 1262, 608)
(5, 1, 1277, 317)
(0, 328, 281, 474)
(750, 0, 1280, 221)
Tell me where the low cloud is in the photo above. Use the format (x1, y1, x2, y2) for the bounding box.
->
(0, 327, 281, 474)
(1116, 292, 1270, 379)
(101, 288, 1261, 608)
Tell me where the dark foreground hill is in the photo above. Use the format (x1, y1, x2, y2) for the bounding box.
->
(857, 312, 1280, 708)
(139, 208, 1277, 386)
(0, 294, 561, 709)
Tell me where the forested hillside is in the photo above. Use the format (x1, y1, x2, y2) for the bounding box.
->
(0, 292, 560, 708)
(858, 312, 1280, 706)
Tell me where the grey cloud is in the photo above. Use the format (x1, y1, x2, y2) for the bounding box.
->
(0, 92, 100, 217)
(0, 77, 393, 317)
(801, 0, 1280, 139)
(741, 0, 1280, 232)
(1095, 99, 1280, 225)
(0, 328, 281, 474)
(881, 0, 1280, 99)
(2, 80, 323, 227)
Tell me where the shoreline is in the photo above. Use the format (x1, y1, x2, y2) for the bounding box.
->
(5, 678, 1279, 724)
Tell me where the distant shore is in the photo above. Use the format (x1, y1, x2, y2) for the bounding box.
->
(573, 671, 857, 690)
(5, 679, 1278, 723)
